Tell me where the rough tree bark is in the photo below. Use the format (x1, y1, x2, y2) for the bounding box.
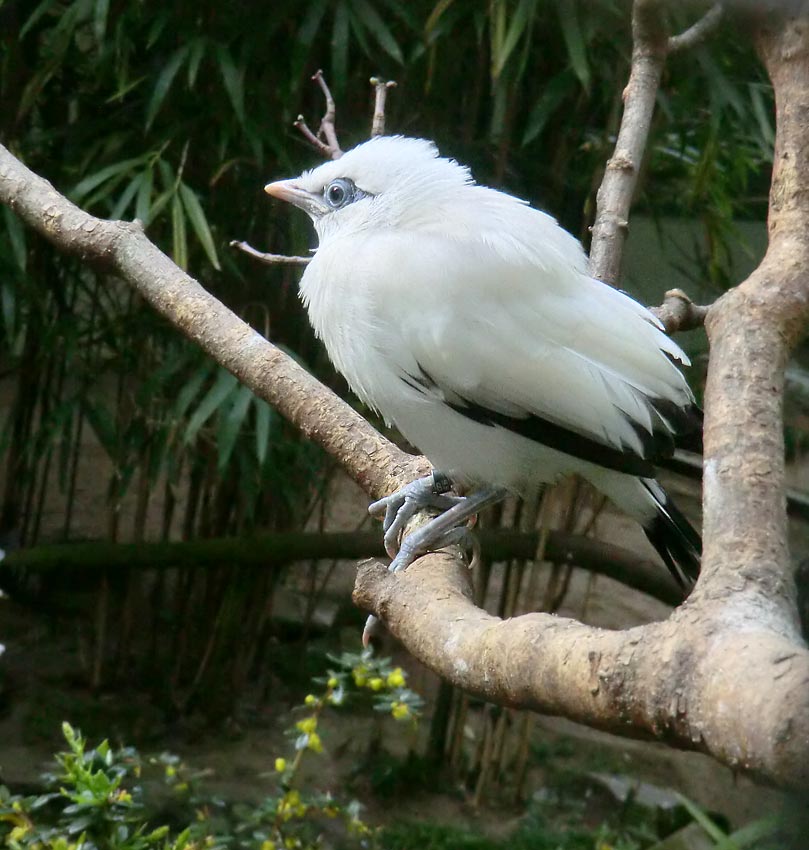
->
(1, 2, 808, 790)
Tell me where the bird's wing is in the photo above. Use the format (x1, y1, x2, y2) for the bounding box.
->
(363, 217, 695, 473)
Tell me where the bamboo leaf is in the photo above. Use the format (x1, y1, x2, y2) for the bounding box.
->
(135, 166, 154, 224)
(109, 173, 142, 220)
(557, 0, 590, 91)
(187, 37, 208, 88)
(522, 70, 574, 146)
(172, 362, 212, 419)
(179, 182, 221, 270)
(425, 0, 455, 36)
(171, 193, 188, 271)
(215, 45, 246, 126)
(71, 156, 146, 202)
(332, 1, 350, 91)
(82, 399, 118, 459)
(184, 369, 238, 445)
(92, 0, 109, 44)
(255, 399, 273, 466)
(145, 44, 190, 130)
(297, 0, 328, 47)
(217, 384, 253, 471)
(20, 0, 58, 40)
(2, 206, 27, 271)
(492, 0, 537, 79)
(350, 0, 404, 63)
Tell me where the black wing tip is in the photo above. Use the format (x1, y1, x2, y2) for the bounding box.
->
(642, 487, 702, 590)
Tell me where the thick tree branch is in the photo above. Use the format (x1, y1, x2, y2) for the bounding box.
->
(0, 144, 426, 500)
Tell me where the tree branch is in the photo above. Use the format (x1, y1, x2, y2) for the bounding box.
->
(229, 240, 311, 266)
(668, 3, 724, 54)
(589, 0, 668, 284)
(370, 77, 397, 137)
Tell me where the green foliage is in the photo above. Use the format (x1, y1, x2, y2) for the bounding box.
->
(0, 652, 423, 850)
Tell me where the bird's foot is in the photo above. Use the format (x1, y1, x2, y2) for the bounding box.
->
(368, 471, 463, 558)
(363, 484, 506, 645)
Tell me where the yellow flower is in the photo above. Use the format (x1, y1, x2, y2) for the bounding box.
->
(327, 676, 338, 688)
(274, 757, 287, 772)
(295, 716, 317, 734)
(391, 702, 410, 720)
(111, 789, 132, 804)
(386, 668, 405, 688)
(8, 825, 30, 842)
(304, 694, 317, 706)
(369, 677, 384, 691)
(165, 764, 177, 778)
(353, 671, 367, 686)
(260, 841, 276, 850)
(307, 731, 323, 753)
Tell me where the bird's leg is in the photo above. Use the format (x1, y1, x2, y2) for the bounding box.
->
(363, 484, 507, 645)
(368, 471, 465, 558)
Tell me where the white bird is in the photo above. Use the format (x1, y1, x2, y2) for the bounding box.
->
(265, 136, 701, 637)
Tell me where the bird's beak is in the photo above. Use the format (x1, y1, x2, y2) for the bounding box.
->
(264, 179, 329, 217)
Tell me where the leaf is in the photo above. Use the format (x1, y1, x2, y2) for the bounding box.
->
(492, 0, 537, 80)
(675, 794, 730, 845)
(557, 0, 590, 91)
(179, 182, 221, 270)
(350, 0, 404, 63)
(109, 173, 142, 220)
(215, 45, 246, 126)
(217, 384, 253, 471)
(71, 156, 146, 202)
(92, 0, 109, 44)
(2, 206, 26, 271)
(522, 70, 574, 146)
(135, 166, 153, 224)
(145, 44, 190, 130)
(184, 369, 238, 446)
(331, 1, 350, 92)
(297, 0, 329, 46)
(255, 399, 273, 465)
(187, 36, 207, 88)
(82, 399, 118, 458)
(171, 193, 188, 271)
(172, 362, 212, 420)
(425, 0, 455, 36)
(20, 0, 58, 40)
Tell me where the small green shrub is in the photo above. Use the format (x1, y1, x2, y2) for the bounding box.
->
(0, 649, 421, 850)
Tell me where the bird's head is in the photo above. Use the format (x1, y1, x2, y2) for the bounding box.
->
(265, 136, 474, 240)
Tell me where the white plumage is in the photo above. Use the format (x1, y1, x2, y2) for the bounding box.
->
(266, 136, 701, 587)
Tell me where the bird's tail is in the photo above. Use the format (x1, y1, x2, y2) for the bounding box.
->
(639, 478, 701, 588)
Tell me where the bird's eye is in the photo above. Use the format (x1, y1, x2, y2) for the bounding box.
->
(324, 178, 355, 209)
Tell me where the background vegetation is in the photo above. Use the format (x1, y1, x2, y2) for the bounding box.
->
(0, 1, 802, 846)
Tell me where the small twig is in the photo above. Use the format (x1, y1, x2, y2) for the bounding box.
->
(312, 69, 342, 159)
(370, 77, 397, 137)
(230, 240, 311, 266)
(668, 3, 723, 54)
(293, 115, 332, 158)
(651, 288, 711, 334)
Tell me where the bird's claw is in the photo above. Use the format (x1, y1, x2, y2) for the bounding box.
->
(369, 474, 462, 558)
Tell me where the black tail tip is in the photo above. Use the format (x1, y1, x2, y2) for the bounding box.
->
(643, 490, 701, 590)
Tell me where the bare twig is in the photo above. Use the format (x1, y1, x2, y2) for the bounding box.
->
(293, 114, 333, 158)
(651, 288, 711, 333)
(229, 240, 311, 266)
(313, 69, 342, 159)
(589, 0, 668, 285)
(668, 3, 723, 54)
(370, 77, 397, 137)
